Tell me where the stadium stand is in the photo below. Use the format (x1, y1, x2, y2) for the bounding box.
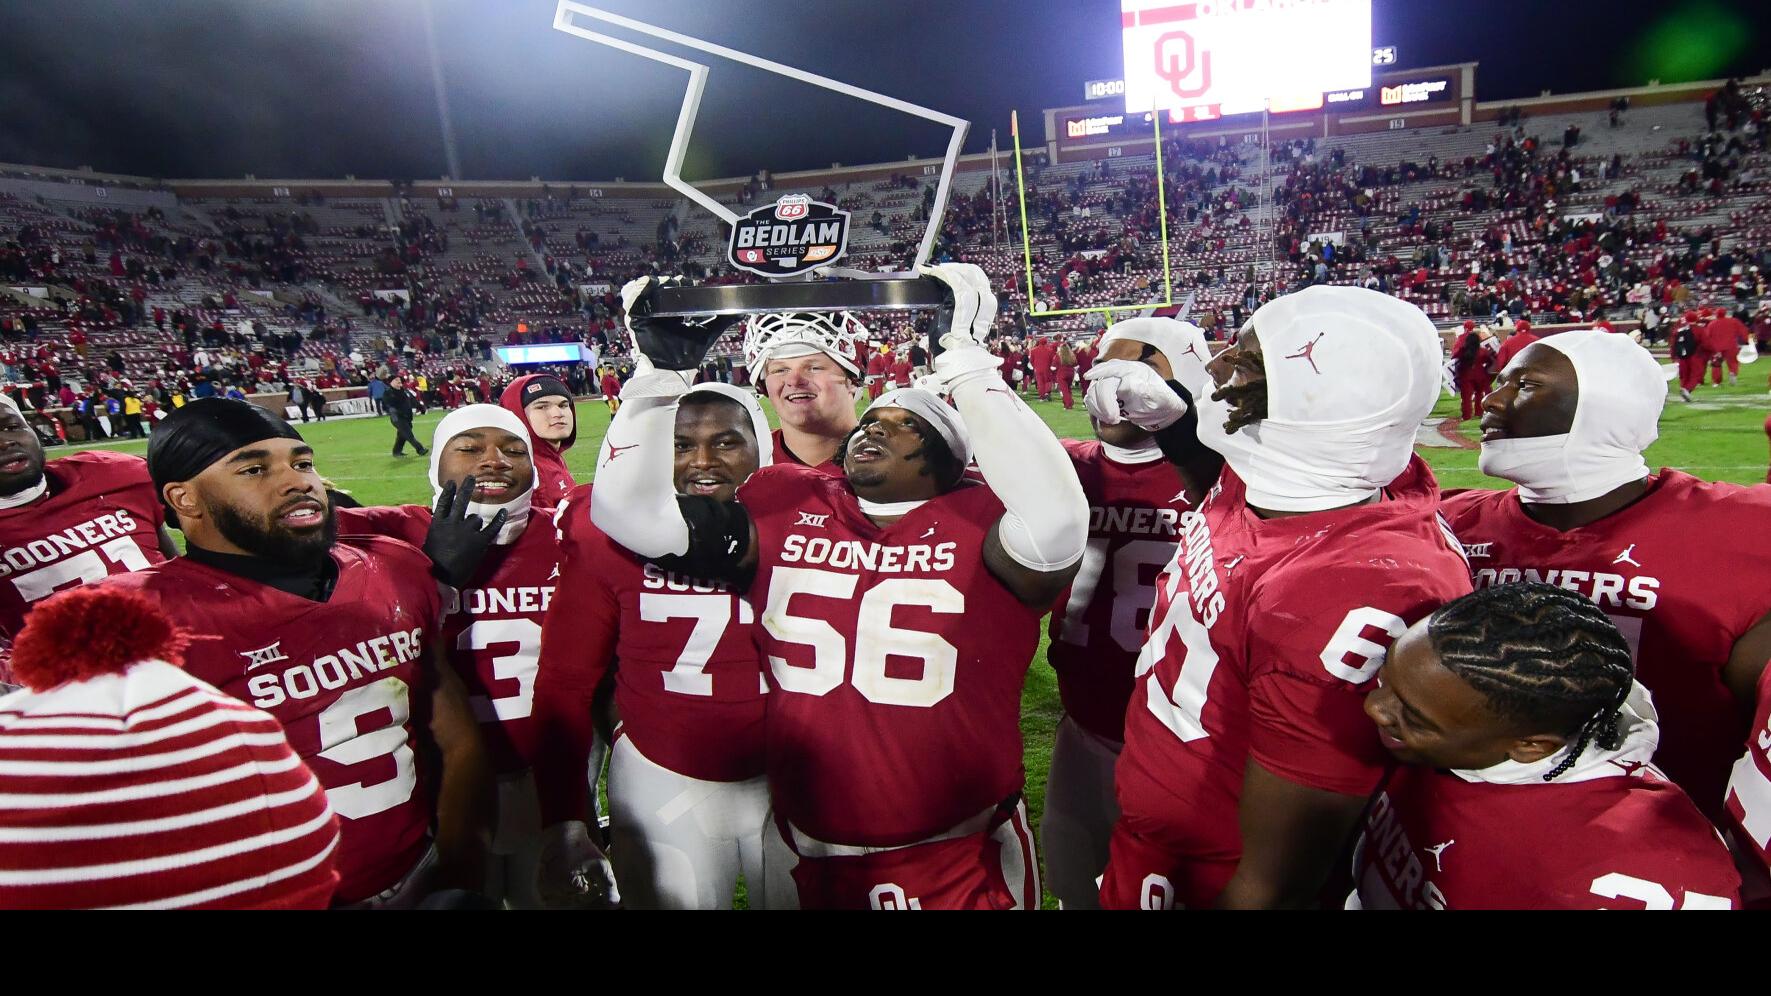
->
(0, 75, 1765, 434)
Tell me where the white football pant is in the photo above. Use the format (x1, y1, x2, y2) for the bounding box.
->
(608, 734, 770, 910)
(1040, 714, 1122, 910)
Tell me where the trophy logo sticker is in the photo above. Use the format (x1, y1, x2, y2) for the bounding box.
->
(728, 195, 851, 278)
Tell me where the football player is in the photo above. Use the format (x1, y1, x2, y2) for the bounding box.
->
(739, 309, 866, 473)
(335, 404, 562, 906)
(592, 264, 1088, 909)
(1038, 317, 1221, 909)
(105, 399, 499, 907)
(501, 374, 578, 507)
(532, 383, 773, 909)
(0, 393, 176, 675)
(1357, 583, 1739, 909)
(1095, 285, 1473, 909)
(1446, 329, 1771, 820)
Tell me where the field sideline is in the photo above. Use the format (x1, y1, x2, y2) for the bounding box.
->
(53, 376, 1771, 907)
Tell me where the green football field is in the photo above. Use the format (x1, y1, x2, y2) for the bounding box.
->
(59, 374, 1771, 907)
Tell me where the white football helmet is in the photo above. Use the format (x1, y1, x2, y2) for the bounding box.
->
(741, 311, 867, 379)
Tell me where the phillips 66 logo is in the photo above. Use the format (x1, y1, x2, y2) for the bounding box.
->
(727, 194, 850, 278)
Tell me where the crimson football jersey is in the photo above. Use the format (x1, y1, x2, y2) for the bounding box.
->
(1108, 459, 1472, 907)
(0, 451, 166, 662)
(770, 428, 844, 477)
(1355, 703, 1739, 910)
(740, 464, 1044, 848)
(1443, 471, 1771, 819)
(337, 505, 559, 774)
(1048, 439, 1191, 742)
(532, 484, 764, 825)
(103, 536, 443, 905)
(1725, 657, 1771, 900)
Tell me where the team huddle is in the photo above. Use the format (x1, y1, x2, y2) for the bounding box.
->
(0, 263, 1766, 909)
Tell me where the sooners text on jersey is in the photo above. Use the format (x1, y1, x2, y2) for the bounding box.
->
(1106, 459, 1472, 908)
(103, 536, 442, 905)
(1358, 760, 1738, 909)
(338, 505, 558, 774)
(1443, 471, 1771, 819)
(0, 451, 165, 667)
(740, 464, 1044, 848)
(1048, 439, 1190, 742)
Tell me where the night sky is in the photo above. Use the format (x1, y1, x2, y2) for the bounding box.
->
(1, 0, 1766, 183)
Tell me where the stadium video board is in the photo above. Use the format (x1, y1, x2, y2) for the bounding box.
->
(496, 343, 589, 365)
(1120, 0, 1373, 120)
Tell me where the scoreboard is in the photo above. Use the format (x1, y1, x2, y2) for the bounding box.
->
(1119, 0, 1373, 121)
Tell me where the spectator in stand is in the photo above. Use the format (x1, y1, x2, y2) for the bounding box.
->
(368, 374, 387, 415)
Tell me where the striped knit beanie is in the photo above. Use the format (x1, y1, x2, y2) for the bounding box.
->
(0, 586, 340, 909)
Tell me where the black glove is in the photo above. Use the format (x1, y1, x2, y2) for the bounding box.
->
(424, 476, 507, 588)
(621, 276, 742, 371)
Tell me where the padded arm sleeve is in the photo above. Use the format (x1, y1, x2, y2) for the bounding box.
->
(587, 375, 689, 559)
(950, 374, 1089, 572)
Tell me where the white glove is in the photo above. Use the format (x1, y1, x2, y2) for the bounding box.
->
(535, 820, 620, 910)
(918, 263, 1002, 394)
(1083, 359, 1190, 431)
(920, 262, 997, 344)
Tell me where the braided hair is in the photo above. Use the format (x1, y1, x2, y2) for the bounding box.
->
(1427, 582, 1635, 781)
(1211, 339, 1268, 433)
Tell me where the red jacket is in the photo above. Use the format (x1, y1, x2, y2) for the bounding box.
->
(1699, 316, 1750, 354)
(499, 374, 577, 508)
(1494, 330, 1539, 371)
(1450, 332, 1496, 384)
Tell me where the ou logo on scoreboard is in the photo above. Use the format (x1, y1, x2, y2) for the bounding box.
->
(869, 883, 923, 910)
(1154, 30, 1213, 100)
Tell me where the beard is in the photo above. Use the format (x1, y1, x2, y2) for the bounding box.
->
(208, 495, 337, 568)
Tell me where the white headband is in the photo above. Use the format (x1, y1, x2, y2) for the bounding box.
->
(865, 387, 973, 467)
(428, 404, 535, 545)
(1100, 317, 1213, 397)
(1478, 330, 1662, 503)
(1197, 286, 1441, 512)
(681, 383, 775, 468)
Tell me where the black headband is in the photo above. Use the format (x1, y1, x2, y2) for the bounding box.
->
(147, 398, 304, 495)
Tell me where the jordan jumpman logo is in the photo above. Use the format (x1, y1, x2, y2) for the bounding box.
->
(1613, 544, 1641, 568)
(1424, 840, 1455, 872)
(1284, 333, 1326, 374)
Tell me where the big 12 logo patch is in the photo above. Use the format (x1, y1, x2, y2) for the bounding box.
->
(728, 194, 850, 278)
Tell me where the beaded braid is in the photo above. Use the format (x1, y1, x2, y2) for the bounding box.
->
(1426, 582, 1636, 781)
